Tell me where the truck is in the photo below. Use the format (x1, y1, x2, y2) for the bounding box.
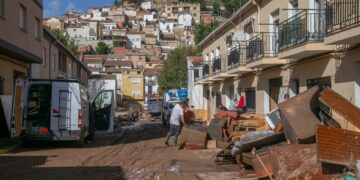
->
(147, 97, 163, 116)
(22, 79, 114, 146)
(161, 88, 188, 126)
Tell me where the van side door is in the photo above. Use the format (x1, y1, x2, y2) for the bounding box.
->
(92, 90, 114, 131)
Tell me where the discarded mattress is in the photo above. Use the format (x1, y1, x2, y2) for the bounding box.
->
(278, 86, 321, 144)
(231, 130, 275, 156)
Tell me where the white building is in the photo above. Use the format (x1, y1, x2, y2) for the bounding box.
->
(127, 33, 142, 48)
(178, 13, 193, 27)
(103, 22, 117, 30)
(66, 22, 98, 41)
(159, 20, 175, 33)
(144, 14, 155, 22)
(141, 1, 153, 10)
(187, 56, 206, 116)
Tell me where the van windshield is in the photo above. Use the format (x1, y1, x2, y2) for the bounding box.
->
(26, 84, 52, 134)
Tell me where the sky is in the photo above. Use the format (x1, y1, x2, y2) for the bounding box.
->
(44, 0, 115, 18)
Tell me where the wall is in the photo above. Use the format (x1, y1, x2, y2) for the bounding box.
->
(0, 0, 43, 60)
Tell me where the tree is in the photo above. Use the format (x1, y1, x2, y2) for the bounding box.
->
(222, 0, 249, 18)
(114, 0, 121, 7)
(212, 2, 221, 16)
(158, 46, 199, 95)
(113, 40, 127, 47)
(194, 21, 219, 45)
(180, 0, 207, 11)
(50, 29, 78, 54)
(96, 41, 110, 55)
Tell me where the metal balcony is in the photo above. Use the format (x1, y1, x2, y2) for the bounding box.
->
(245, 33, 286, 69)
(279, 10, 325, 51)
(212, 56, 222, 75)
(324, 0, 360, 44)
(278, 9, 334, 59)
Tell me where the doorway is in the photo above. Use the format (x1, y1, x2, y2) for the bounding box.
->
(269, 78, 282, 111)
(245, 87, 256, 112)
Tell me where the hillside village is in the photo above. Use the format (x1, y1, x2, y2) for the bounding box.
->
(42, 0, 221, 110)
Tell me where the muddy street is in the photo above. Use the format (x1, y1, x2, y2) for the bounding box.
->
(0, 121, 239, 180)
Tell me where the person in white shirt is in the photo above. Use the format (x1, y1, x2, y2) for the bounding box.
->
(165, 101, 187, 146)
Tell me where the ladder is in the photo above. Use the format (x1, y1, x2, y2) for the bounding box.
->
(58, 90, 72, 130)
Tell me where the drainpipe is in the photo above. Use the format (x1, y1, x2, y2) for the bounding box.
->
(48, 39, 56, 79)
(252, 0, 261, 32)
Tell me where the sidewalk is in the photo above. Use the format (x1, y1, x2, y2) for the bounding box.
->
(0, 138, 22, 154)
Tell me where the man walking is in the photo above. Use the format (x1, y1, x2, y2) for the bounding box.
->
(165, 101, 187, 146)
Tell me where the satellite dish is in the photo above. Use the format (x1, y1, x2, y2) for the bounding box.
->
(232, 31, 245, 42)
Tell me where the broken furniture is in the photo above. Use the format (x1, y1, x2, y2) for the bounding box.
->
(278, 86, 321, 144)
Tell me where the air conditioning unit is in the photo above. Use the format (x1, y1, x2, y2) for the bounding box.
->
(232, 31, 245, 42)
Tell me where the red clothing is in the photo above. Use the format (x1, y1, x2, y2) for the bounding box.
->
(238, 96, 245, 109)
(183, 107, 194, 123)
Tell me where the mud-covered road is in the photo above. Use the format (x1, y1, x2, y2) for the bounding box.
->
(0, 121, 238, 180)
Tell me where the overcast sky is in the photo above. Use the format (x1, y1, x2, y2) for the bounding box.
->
(44, 0, 115, 18)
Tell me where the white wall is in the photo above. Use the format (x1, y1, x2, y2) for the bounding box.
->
(159, 21, 174, 33)
(178, 14, 192, 27)
(127, 34, 142, 48)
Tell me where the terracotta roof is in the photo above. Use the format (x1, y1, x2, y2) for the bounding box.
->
(104, 60, 132, 66)
(187, 56, 203, 65)
(83, 55, 107, 63)
(144, 68, 159, 75)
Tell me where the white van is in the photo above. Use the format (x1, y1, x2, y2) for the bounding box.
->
(22, 79, 114, 145)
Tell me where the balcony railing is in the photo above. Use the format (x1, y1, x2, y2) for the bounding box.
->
(227, 45, 242, 69)
(203, 63, 210, 77)
(325, 0, 360, 35)
(194, 68, 200, 80)
(212, 56, 222, 74)
(145, 80, 157, 85)
(279, 9, 325, 51)
(246, 32, 278, 63)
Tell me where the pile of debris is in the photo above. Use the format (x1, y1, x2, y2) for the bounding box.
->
(180, 86, 360, 179)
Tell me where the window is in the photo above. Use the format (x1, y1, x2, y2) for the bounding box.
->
(52, 53, 56, 71)
(19, 5, 27, 30)
(0, 0, 5, 18)
(193, 7, 197, 10)
(132, 78, 141, 84)
(42, 47, 47, 66)
(132, 90, 141, 97)
(35, 17, 41, 39)
(0, 75, 3, 95)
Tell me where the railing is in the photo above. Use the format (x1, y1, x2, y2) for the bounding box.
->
(212, 56, 222, 74)
(203, 63, 210, 77)
(145, 80, 157, 85)
(227, 45, 242, 69)
(279, 9, 325, 51)
(194, 68, 200, 80)
(325, 0, 360, 35)
(246, 32, 278, 63)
